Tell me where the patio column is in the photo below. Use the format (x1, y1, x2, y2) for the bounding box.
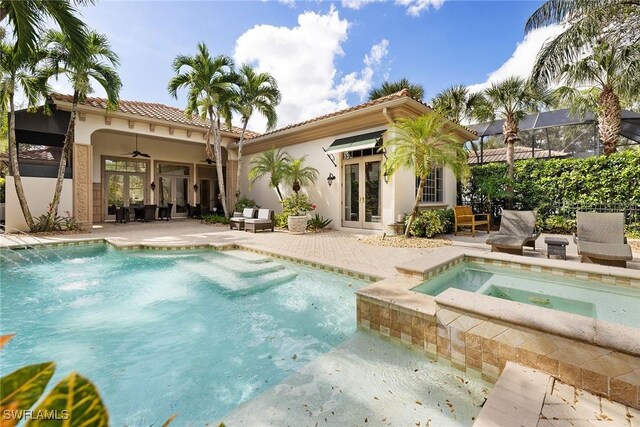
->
(226, 159, 238, 212)
(73, 143, 93, 228)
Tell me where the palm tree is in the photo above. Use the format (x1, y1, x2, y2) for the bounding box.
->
(283, 156, 318, 194)
(232, 64, 281, 197)
(168, 43, 236, 216)
(248, 147, 290, 201)
(383, 114, 469, 238)
(0, 40, 48, 231)
(532, 41, 639, 155)
(525, 0, 639, 52)
(473, 77, 549, 191)
(0, 0, 89, 57)
(42, 30, 121, 229)
(368, 78, 424, 102)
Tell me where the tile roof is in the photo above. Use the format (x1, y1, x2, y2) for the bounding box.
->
(50, 93, 259, 138)
(468, 146, 570, 165)
(245, 89, 478, 141)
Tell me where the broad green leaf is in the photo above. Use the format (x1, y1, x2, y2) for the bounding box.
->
(26, 372, 108, 427)
(0, 334, 15, 350)
(0, 362, 55, 412)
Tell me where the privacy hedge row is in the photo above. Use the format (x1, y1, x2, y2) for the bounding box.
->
(459, 150, 640, 233)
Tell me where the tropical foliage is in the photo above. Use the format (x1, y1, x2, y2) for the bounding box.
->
(281, 193, 314, 217)
(368, 77, 424, 101)
(282, 155, 318, 194)
(42, 29, 121, 230)
(307, 213, 332, 232)
(473, 77, 550, 200)
(233, 195, 258, 212)
(248, 147, 290, 201)
(168, 43, 236, 216)
(383, 114, 469, 238)
(231, 64, 281, 197)
(432, 84, 485, 125)
(405, 209, 451, 238)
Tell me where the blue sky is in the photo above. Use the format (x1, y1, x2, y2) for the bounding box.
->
(67, 0, 561, 131)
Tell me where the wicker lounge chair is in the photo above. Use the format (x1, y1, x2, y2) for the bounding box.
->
(143, 204, 157, 222)
(454, 205, 490, 237)
(230, 208, 257, 230)
(486, 210, 539, 255)
(574, 212, 633, 268)
(244, 209, 275, 233)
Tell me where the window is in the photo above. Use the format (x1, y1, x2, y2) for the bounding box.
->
(105, 159, 147, 173)
(416, 167, 443, 203)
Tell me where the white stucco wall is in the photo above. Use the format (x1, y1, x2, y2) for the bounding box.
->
(5, 176, 73, 232)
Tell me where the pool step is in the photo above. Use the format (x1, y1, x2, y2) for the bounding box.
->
(210, 256, 286, 277)
(220, 269, 298, 296)
(221, 250, 271, 264)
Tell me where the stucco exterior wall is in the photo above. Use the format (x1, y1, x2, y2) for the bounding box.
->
(5, 176, 73, 232)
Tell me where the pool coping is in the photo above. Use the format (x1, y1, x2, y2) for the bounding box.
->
(0, 237, 383, 283)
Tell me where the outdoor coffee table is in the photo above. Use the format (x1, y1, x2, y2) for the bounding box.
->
(545, 237, 569, 260)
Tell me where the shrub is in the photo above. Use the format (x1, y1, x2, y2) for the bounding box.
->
(307, 214, 332, 232)
(406, 209, 446, 238)
(436, 208, 454, 234)
(281, 194, 315, 216)
(541, 215, 576, 234)
(274, 212, 288, 229)
(234, 196, 258, 212)
(203, 214, 230, 225)
(0, 176, 5, 203)
(626, 223, 640, 239)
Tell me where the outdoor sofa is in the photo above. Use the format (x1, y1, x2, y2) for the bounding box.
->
(486, 210, 540, 255)
(230, 208, 257, 230)
(244, 209, 275, 233)
(574, 212, 633, 268)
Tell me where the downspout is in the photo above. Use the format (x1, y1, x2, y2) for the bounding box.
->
(382, 107, 394, 124)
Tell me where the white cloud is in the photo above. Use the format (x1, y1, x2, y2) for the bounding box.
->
(467, 25, 564, 93)
(342, 0, 444, 16)
(234, 8, 389, 132)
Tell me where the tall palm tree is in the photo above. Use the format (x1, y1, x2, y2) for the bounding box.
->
(232, 64, 281, 197)
(168, 43, 236, 217)
(383, 114, 469, 238)
(0, 0, 90, 57)
(248, 147, 290, 201)
(368, 78, 424, 102)
(532, 40, 640, 155)
(473, 77, 549, 192)
(42, 30, 121, 229)
(283, 156, 318, 194)
(525, 0, 639, 52)
(0, 40, 48, 231)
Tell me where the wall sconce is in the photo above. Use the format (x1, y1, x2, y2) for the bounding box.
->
(383, 171, 389, 184)
(150, 181, 156, 191)
(193, 183, 199, 192)
(327, 172, 336, 187)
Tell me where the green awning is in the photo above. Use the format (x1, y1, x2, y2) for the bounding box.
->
(325, 130, 384, 154)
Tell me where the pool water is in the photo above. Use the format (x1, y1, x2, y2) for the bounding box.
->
(0, 245, 367, 425)
(412, 262, 640, 328)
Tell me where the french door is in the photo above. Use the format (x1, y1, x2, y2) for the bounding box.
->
(158, 176, 189, 217)
(105, 172, 146, 220)
(342, 156, 382, 229)
(199, 178, 217, 214)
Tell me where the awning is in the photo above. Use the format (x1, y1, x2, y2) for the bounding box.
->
(324, 130, 384, 154)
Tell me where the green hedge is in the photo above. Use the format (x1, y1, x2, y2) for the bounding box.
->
(460, 150, 640, 232)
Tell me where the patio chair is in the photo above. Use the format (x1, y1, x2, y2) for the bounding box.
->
(244, 209, 275, 233)
(143, 204, 157, 222)
(574, 212, 633, 268)
(230, 208, 257, 230)
(114, 206, 128, 223)
(486, 210, 539, 255)
(133, 206, 144, 221)
(454, 205, 490, 237)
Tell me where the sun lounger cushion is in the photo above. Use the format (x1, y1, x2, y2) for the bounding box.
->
(576, 212, 625, 243)
(577, 241, 633, 261)
(485, 235, 529, 249)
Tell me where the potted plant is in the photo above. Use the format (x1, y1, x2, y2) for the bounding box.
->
(282, 194, 315, 234)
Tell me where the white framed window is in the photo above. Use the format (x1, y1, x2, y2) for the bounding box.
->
(415, 167, 443, 203)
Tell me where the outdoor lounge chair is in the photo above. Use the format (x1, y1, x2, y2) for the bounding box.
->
(454, 205, 490, 237)
(230, 208, 257, 230)
(574, 212, 633, 268)
(143, 204, 157, 222)
(244, 209, 275, 233)
(486, 210, 539, 255)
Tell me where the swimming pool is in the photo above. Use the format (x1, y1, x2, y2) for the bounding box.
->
(412, 262, 640, 328)
(0, 244, 367, 425)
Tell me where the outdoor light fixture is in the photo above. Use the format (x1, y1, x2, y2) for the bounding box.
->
(150, 181, 156, 191)
(383, 171, 389, 184)
(327, 173, 336, 187)
(193, 183, 199, 192)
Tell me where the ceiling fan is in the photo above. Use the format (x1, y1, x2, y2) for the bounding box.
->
(200, 158, 215, 164)
(122, 135, 150, 158)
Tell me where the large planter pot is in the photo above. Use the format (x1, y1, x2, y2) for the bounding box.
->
(287, 215, 307, 235)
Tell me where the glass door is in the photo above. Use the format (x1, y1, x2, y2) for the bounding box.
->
(105, 173, 146, 221)
(106, 174, 124, 220)
(174, 177, 188, 216)
(157, 163, 191, 218)
(342, 158, 382, 229)
(343, 163, 360, 227)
